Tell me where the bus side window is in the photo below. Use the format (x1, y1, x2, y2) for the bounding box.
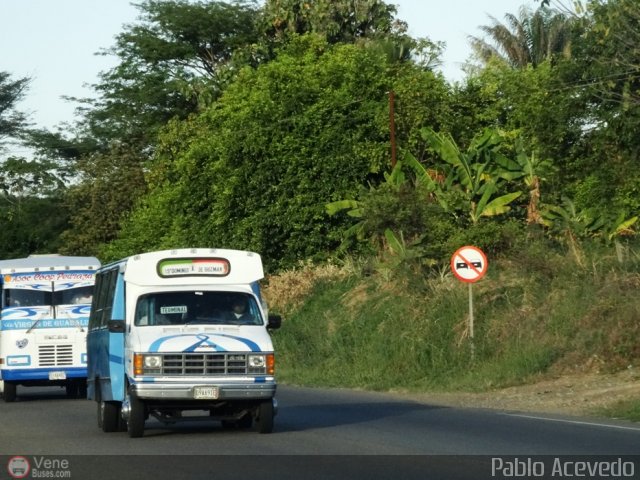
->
(3, 289, 12, 307)
(89, 268, 118, 330)
(101, 269, 118, 328)
(135, 297, 150, 326)
(89, 273, 105, 331)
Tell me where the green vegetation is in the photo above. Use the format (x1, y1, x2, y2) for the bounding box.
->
(265, 238, 640, 393)
(0, 0, 638, 411)
(595, 400, 640, 423)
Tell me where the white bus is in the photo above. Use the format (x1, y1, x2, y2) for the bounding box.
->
(0, 255, 100, 402)
(87, 248, 281, 437)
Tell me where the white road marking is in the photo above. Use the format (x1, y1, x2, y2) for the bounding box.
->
(501, 413, 640, 432)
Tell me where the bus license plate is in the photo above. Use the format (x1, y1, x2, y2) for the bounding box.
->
(193, 386, 219, 399)
(49, 371, 66, 380)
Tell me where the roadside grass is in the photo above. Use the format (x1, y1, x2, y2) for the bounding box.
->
(594, 400, 640, 422)
(265, 240, 640, 403)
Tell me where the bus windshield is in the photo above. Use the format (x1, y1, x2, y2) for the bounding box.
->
(4, 289, 50, 308)
(135, 291, 262, 326)
(54, 286, 94, 305)
(3, 286, 93, 308)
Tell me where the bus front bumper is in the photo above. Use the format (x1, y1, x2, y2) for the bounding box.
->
(130, 378, 276, 400)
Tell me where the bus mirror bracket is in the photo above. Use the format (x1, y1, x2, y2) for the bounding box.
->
(267, 315, 281, 330)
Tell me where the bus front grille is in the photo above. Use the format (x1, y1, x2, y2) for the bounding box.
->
(160, 353, 248, 375)
(38, 345, 73, 367)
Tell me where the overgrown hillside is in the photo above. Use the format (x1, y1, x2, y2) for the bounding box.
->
(263, 239, 640, 393)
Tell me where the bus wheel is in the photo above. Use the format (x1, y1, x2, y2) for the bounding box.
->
(3, 382, 17, 403)
(100, 401, 120, 432)
(127, 394, 145, 438)
(255, 400, 274, 434)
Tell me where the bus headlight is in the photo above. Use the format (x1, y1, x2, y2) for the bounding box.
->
(248, 354, 274, 375)
(144, 355, 162, 369)
(248, 354, 265, 369)
(134, 353, 162, 375)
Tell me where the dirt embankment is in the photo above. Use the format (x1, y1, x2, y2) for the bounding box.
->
(398, 369, 640, 417)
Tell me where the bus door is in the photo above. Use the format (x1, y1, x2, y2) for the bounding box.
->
(87, 267, 126, 403)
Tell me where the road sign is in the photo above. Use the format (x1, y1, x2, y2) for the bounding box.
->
(451, 245, 488, 283)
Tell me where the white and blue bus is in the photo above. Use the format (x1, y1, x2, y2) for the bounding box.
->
(0, 255, 100, 402)
(87, 248, 281, 437)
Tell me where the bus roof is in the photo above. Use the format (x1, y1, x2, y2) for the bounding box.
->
(0, 256, 101, 273)
(105, 248, 264, 286)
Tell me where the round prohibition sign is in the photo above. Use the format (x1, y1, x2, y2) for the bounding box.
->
(451, 245, 488, 283)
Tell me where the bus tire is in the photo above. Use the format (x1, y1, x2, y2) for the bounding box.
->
(100, 401, 120, 432)
(255, 400, 274, 434)
(3, 382, 16, 402)
(127, 395, 145, 438)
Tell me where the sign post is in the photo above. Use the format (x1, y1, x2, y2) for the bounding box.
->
(450, 246, 488, 361)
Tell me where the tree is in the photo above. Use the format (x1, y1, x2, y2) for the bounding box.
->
(469, 6, 573, 69)
(0, 72, 30, 148)
(0, 157, 65, 199)
(260, 0, 429, 71)
(103, 35, 451, 268)
(59, 144, 147, 256)
(0, 156, 69, 257)
(76, 0, 263, 148)
(550, 0, 640, 217)
(25, 1, 265, 257)
(262, 0, 406, 44)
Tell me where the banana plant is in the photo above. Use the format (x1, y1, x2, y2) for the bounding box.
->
(540, 196, 605, 241)
(471, 181, 522, 224)
(493, 140, 554, 225)
(325, 198, 366, 241)
(420, 127, 522, 223)
(606, 214, 638, 242)
(379, 228, 435, 277)
(540, 197, 637, 265)
(325, 160, 407, 244)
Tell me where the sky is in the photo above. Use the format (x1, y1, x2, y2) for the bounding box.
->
(0, 0, 535, 137)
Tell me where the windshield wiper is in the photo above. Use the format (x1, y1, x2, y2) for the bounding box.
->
(26, 315, 46, 334)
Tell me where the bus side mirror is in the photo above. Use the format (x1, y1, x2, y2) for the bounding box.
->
(267, 315, 281, 330)
(107, 319, 125, 333)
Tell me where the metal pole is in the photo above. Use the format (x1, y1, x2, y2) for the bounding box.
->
(389, 90, 397, 168)
(468, 282, 475, 361)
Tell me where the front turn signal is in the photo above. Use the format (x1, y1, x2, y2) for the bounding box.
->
(266, 353, 275, 375)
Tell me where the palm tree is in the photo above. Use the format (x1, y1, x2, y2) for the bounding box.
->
(469, 6, 573, 69)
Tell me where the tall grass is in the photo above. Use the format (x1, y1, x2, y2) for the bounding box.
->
(265, 241, 640, 392)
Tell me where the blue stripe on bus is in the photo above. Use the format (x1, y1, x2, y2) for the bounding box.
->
(108, 354, 124, 364)
(148, 333, 262, 353)
(0, 318, 89, 330)
(213, 334, 261, 352)
(1, 367, 87, 381)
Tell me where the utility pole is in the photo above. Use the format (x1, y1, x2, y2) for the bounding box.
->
(389, 90, 397, 168)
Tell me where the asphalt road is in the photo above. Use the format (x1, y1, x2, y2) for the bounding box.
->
(1, 385, 639, 479)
